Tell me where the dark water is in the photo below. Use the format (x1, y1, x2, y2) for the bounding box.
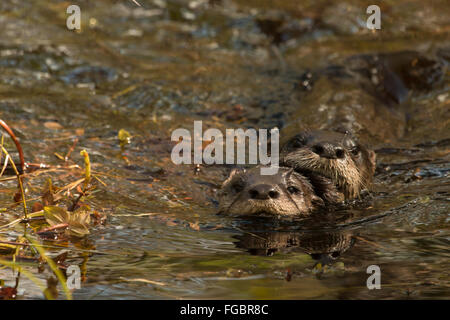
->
(0, 0, 449, 299)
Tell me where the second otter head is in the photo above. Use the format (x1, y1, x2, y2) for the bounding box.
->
(280, 130, 376, 200)
(217, 166, 323, 216)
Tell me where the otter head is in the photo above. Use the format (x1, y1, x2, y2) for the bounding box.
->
(280, 130, 376, 200)
(217, 166, 323, 216)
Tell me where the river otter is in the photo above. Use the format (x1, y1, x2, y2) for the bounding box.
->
(217, 166, 325, 216)
(280, 130, 376, 201)
(218, 130, 375, 216)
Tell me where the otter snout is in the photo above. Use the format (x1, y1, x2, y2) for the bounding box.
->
(248, 184, 280, 200)
(311, 142, 345, 159)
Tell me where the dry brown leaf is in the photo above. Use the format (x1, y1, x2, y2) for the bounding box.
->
(44, 122, 64, 130)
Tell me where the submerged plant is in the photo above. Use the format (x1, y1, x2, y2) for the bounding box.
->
(0, 119, 102, 299)
(43, 206, 91, 238)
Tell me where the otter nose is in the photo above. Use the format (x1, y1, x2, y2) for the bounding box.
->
(312, 143, 345, 159)
(249, 184, 280, 200)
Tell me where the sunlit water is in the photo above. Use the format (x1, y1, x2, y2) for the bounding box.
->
(0, 0, 448, 299)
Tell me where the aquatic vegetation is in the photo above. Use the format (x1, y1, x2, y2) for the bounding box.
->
(0, 0, 448, 300)
(0, 119, 100, 299)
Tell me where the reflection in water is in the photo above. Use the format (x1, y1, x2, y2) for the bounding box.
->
(234, 219, 355, 266)
(0, 0, 448, 300)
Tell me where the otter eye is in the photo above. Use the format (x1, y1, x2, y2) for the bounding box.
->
(287, 186, 300, 194)
(350, 146, 360, 156)
(336, 148, 345, 159)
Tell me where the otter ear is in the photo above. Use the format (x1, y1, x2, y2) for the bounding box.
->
(229, 167, 245, 177)
(311, 194, 325, 207)
(222, 168, 244, 187)
(281, 167, 295, 179)
(332, 126, 353, 136)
